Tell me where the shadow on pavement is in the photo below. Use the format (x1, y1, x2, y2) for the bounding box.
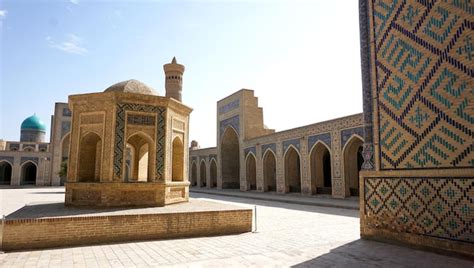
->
(191, 192, 359, 218)
(291, 239, 473, 268)
(5, 202, 131, 219)
(29, 191, 65, 194)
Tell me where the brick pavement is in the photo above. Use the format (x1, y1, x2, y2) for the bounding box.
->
(0, 187, 472, 267)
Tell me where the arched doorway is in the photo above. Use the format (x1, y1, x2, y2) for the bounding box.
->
(200, 160, 207, 187)
(246, 153, 256, 190)
(263, 150, 276, 192)
(0, 161, 12, 185)
(220, 127, 240, 189)
(191, 162, 197, 186)
(210, 159, 217, 188)
(127, 133, 153, 182)
(78, 132, 102, 182)
(285, 146, 301, 193)
(21, 161, 37, 185)
(172, 137, 184, 181)
(343, 135, 364, 196)
(310, 142, 332, 195)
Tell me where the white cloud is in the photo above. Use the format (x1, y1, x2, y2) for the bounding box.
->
(46, 34, 88, 55)
(70, 0, 79, 5)
(0, 10, 7, 19)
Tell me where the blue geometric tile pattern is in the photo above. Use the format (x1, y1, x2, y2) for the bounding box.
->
(341, 127, 364, 148)
(261, 143, 276, 157)
(219, 115, 240, 137)
(308, 133, 331, 153)
(283, 139, 300, 153)
(365, 177, 474, 242)
(244, 146, 256, 157)
(372, 0, 474, 169)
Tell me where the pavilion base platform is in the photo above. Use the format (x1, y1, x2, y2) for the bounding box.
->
(0, 199, 252, 251)
(65, 182, 190, 207)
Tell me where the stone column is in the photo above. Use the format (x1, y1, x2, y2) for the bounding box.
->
(300, 136, 311, 196)
(256, 144, 264, 192)
(276, 142, 285, 193)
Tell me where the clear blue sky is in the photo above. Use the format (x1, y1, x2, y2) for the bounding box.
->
(0, 0, 362, 148)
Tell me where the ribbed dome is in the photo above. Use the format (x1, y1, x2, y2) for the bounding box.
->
(21, 114, 46, 131)
(104, 79, 158, 95)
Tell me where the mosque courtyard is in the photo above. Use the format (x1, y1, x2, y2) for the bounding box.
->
(0, 187, 471, 267)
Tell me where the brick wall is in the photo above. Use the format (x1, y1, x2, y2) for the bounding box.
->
(2, 209, 252, 251)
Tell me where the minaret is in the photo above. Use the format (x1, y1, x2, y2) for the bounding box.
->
(163, 57, 185, 102)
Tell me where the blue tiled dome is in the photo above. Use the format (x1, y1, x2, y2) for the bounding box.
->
(21, 114, 46, 131)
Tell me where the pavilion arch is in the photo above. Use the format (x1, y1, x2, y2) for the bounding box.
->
(191, 161, 197, 186)
(126, 132, 154, 182)
(0, 160, 13, 185)
(172, 137, 184, 182)
(21, 160, 37, 185)
(199, 159, 207, 187)
(210, 158, 217, 188)
(78, 132, 102, 182)
(343, 134, 364, 197)
(284, 145, 302, 193)
(309, 141, 332, 195)
(263, 149, 277, 192)
(220, 126, 240, 189)
(245, 152, 257, 190)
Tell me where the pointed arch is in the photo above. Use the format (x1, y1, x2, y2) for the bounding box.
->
(78, 132, 102, 182)
(263, 149, 277, 192)
(199, 159, 207, 187)
(284, 145, 301, 193)
(21, 160, 37, 185)
(245, 152, 257, 190)
(0, 160, 13, 185)
(172, 137, 184, 182)
(126, 132, 154, 182)
(343, 135, 364, 197)
(220, 126, 240, 189)
(210, 158, 217, 188)
(309, 141, 332, 195)
(191, 161, 197, 186)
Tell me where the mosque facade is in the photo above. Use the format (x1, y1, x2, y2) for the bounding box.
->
(0, 107, 70, 186)
(189, 90, 365, 198)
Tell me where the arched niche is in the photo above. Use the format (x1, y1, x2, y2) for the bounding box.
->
(78, 132, 102, 182)
(210, 159, 217, 188)
(245, 153, 256, 190)
(343, 135, 364, 197)
(21, 161, 37, 185)
(0, 161, 12, 185)
(172, 137, 184, 182)
(220, 127, 240, 189)
(284, 146, 301, 193)
(263, 150, 277, 192)
(309, 142, 332, 195)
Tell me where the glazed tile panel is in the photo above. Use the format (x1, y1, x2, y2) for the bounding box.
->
(365, 177, 474, 242)
(372, 0, 473, 169)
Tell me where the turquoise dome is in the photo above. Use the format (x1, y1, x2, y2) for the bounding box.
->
(21, 114, 46, 131)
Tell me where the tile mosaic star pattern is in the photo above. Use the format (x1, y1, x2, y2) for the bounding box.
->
(365, 177, 474, 242)
(372, 0, 473, 169)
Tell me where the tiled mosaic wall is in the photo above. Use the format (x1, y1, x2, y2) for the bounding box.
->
(365, 177, 473, 243)
(371, 0, 473, 170)
(361, 0, 474, 254)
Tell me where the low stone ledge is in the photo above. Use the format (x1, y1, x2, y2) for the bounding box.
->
(1, 199, 252, 251)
